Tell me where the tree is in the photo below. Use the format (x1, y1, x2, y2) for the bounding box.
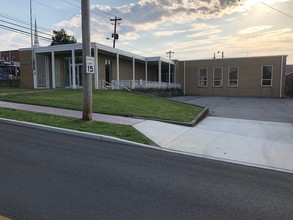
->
(51, 28, 77, 46)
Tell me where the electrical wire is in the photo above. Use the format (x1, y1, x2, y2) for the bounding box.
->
(260, 2, 293, 18)
(0, 19, 52, 38)
(71, 0, 166, 55)
(261, 2, 293, 19)
(0, 13, 51, 33)
(0, 24, 52, 42)
(33, 0, 70, 14)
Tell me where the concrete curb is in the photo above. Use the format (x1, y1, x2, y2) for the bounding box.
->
(134, 107, 209, 127)
(1, 118, 292, 174)
(0, 118, 158, 150)
(160, 147, 293, 174)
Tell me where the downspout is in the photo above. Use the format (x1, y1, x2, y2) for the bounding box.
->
(132, 57, 135, 89)
(280, 56, 284, 98)
(184, 61, 186, 95)
(145, 60, 148, 88)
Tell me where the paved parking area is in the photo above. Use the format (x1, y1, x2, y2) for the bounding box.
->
(170, 96, 293, 123)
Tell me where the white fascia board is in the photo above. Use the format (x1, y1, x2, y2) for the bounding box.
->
(22, 42, 175, 64)
(92, 42, 146, 61)
(34, 43, 82, 53)
(146, 56, 175, 65)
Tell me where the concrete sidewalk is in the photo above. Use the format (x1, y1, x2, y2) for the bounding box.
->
(1, 101, 293, 173)
(0, 101, 144, 126)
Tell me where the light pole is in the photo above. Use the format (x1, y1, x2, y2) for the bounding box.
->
(81, 0, 92, 121)
(30, 0, 36, 88)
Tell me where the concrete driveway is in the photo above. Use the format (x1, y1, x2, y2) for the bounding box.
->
(134, 96, 293, 173)
(170, 96, 293, 123)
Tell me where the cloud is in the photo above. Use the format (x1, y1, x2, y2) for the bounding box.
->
(92, 0, 245, 31)
(237, 25, 272, 35)
(154, 29, 187, 37)
(190, 23, 219, 30)
(91, 4, 111, 12)
(0, 32, 31, 50)
(187, 29, 222, 38)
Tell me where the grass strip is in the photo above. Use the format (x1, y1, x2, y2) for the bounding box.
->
(0, 108, 153, 145)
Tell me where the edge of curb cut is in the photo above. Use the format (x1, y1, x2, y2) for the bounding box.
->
(160, 147, 293, 175)
(0, 118, 158, 151)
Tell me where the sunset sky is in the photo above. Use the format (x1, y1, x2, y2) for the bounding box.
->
(1, 0, 293, 63)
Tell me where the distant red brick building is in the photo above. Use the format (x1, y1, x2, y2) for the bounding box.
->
(0, 50, 19, 61)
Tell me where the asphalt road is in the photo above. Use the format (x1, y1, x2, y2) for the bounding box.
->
(0, 121, 293, 220)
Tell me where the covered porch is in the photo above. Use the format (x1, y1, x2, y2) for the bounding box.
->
(33, 43, 180, 91)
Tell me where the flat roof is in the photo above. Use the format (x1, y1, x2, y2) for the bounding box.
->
(19, 43, 175, 64)
(182, 55, 288, 62)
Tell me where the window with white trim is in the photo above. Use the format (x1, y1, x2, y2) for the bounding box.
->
(198, 68, 208, 87)
(261, 65, 273, 86)
(228, 66, 239, 87)
(213, 67, 223, 87)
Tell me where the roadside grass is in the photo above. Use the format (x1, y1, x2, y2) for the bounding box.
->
(0, 108, 153, 145)
(0, 89, 203, 123)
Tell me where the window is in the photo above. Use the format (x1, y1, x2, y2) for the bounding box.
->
(228, 66, 239, 87)
(213, 67, 223, 87)
(198, 68, 208, 87)
(262, 65, 273, 86)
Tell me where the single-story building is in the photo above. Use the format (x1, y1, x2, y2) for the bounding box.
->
(178, 55, 287, 98)
(19, 43, 178, 91)
(8, 42, 289, 98)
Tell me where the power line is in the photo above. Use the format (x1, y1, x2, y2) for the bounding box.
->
(0, 19, 52, 38)
(33, 0, 70, 15)
(64, 0, 167, 55)
(261, 2, 293, 19)
(0, 13, 51, 32)
(0, 24, 51, 42)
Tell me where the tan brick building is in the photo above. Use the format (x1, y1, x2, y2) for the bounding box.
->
(16, 43, 288, 98)
(178, 56, 287, 98)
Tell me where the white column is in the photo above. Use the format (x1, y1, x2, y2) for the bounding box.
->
(94, 48, 99, 90)
(72, 49, 76, 89)
(145, 60, 148, 88)
(51, 51, 56, 89)
(132, 57, 135, 89)
(116, 53, 120, 87)
(158, 60, 161, 84)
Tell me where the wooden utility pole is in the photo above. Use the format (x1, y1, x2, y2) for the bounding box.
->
(110, 16, 122, 48)
(81, 0, 92, 121)
(166, 50, 174, 60)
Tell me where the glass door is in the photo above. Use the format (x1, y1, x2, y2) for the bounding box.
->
(75, 64, 83, 87)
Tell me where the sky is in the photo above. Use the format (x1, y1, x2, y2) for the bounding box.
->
(1, 0, 293, 63)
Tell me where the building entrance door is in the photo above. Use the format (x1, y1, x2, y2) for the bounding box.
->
(67, 64, 83, 88)
(75, 64, 83, 87)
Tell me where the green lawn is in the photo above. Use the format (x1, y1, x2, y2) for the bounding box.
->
(0, 108, 153, 145)
(0, 89, 202, 123)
